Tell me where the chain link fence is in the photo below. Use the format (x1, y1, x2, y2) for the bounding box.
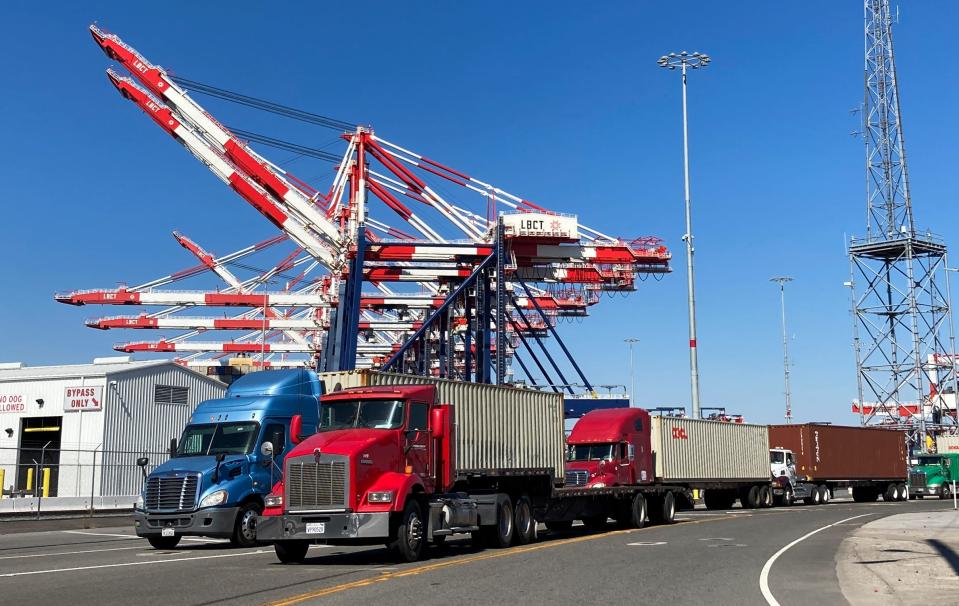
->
(0, 446, 169, 515)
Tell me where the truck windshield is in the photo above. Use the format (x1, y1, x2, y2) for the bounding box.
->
(319, 399, 406, 430)
(770, 451, 785, 464)
(918, 456, 943, 466)
(177, 422, 260, 457)
(567, 443, 615, 462)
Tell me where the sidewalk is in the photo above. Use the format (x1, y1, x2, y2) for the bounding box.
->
(837, 509, 959, 604)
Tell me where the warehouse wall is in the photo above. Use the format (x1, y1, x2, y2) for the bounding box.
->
(99, 366, 225, 496)
(0, 376, 107, 498)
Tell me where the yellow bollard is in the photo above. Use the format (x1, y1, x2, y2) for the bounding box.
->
(41, 468, 51, 498)
(0, 468, 4, 498)
(26, 467, 34, 495)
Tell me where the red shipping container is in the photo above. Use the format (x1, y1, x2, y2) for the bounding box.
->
(768, 424, 906, 481)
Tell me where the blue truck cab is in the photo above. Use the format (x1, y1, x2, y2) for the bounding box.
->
(134, 369, 321, 549)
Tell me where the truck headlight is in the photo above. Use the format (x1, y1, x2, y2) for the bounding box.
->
(199, 489, 228, 508)
(265, 494, 283, 508)
(590, 482, 607, 489)
(135, 495, 144, 510)
(368, 491, 394, 503)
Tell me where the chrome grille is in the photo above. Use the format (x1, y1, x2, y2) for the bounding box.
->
(144, 474, 199, 512)
(565, 469, 589, 487)
(286, 456, 348, 511)
(910, 470, 927, 489)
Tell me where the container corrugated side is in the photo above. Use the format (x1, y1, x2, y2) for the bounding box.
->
(650, 417, 769, 482)
(320, 371, 565, 481)
(768, 424, 906, 480)
(937, 435, 959, 454)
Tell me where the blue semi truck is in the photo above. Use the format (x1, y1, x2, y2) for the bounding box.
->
(134, 369, 321, 549)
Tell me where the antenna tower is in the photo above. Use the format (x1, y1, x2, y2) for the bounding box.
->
(848, 0, 957, 448)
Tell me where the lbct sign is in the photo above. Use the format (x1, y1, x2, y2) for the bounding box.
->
(63, 386, 103, 412)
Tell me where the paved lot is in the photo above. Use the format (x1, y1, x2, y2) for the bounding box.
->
(0, 498, 951, 605)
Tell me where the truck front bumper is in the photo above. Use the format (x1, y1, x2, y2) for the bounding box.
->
(134, 507, 238, 538)
(256, 511, 391, 542)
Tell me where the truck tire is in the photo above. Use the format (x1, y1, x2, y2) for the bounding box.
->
(389, 499, 426, 562)
(818, 485, 830, 504)
(491, 496, 515, 547)
(896, 483, 907, 502)
(804, 486, 821, 506)
(274, 540, 309, 564)
(512, 495, 535, 545)
(882, 483, 897, 502)
(147, 536, 181, 550)
(626, 493, 646, 529)
(545, 520, 573, 532)
(230, 501, 263, 547)
(940, 484, 952, 500)
(758, 486, 772, 508)
(742, 485, 761, 509)
(783, 487, 795, 506)
(659, 491, 676, 524)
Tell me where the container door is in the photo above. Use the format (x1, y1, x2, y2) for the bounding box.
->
(406, 402, 433, 492)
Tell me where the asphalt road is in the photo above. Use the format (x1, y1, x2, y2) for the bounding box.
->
(0, 497, 950, 605)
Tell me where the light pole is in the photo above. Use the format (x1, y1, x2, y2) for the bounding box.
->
(624, 338, 640, 406)
(770, 277, 794, 423)
(659, 50, 710, 418)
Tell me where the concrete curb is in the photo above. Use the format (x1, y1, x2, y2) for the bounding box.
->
(836, 509, 959, 604)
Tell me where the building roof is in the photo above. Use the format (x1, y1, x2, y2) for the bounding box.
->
(0, 358, 195, 382)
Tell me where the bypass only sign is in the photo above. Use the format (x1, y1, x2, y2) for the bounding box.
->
(63, 386, 103, 412)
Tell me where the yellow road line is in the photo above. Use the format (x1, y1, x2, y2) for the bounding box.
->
(262, 515, 738, 606)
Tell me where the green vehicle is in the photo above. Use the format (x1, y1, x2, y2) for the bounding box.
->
(909, 453, 959, 499)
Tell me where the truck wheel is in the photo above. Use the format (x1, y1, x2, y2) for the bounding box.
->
(742, 485, 761, 509)
(818, 485, 830, 504)
(512, 496, 535, 545)
(230, 501, 263, 547)
(545, 520, 573, 532)
(274, 540, 309, 564)
(389, 500, 426, 562)
(882, 483, 897, 502)
(147, 536, 180, 550)
(487, 496, 514, 548)
(627, 493, 646, 529)
(940, 484, 952, 500)
(783, 487, 795, 506)
(758, 486, 772, 508)
(896, 483, 907, 502)
(659, 492, 676, 524)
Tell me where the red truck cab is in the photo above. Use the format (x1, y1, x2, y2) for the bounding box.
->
(257, 385, 456, 561)
(565, 408, 653, 488)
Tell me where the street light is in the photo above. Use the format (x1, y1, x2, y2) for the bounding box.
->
(659, 50, 710, 418)
(624, 338, 640, 406)
(770, 277, 794, 423)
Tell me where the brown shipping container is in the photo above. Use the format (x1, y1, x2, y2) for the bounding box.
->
(768, 424, 906, 481)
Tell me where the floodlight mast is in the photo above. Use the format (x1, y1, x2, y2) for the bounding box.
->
(658, 51, 710, 419)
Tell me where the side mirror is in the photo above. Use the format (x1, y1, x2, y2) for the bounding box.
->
(215, 453, 226, 463)
(260, 441, 274, 458)
(169, 437, 177, 459)
(290, 415, 303, 445)
(136, 456, 149, 478)
(212, 452, 226, 484)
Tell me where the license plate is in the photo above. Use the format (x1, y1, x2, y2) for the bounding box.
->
(161, 527, 175, 537)
(305, 523, 325, 535)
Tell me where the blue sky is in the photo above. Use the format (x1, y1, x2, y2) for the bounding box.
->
(1, 2, 957, 424)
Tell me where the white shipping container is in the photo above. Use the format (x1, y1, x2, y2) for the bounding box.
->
(651, 417, 769, 482)
(320, 371, 566, 482)
(937, 435, 959, 454)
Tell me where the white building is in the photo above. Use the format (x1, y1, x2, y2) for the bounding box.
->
(0, 357, 225, 502)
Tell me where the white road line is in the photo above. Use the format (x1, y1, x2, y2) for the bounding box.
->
(0, 546, 145, 560)
(62, 531, 137, 539)
(0, 549, 271, 578)
(759, 513, 874, 606)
